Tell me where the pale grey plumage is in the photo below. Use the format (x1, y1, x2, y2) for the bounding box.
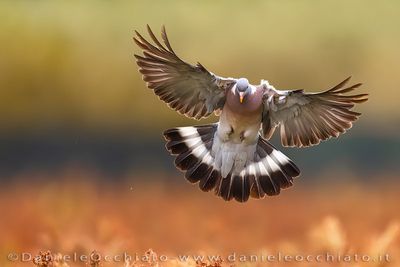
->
(135, 26, 368, 202)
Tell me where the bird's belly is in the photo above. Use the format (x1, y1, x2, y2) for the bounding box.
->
(217, 109, 261, 145)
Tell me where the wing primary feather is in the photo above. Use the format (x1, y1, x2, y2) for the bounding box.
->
(327, 76, 352, 92)
(146, 24, 169, 52)
(161, 25, 176, 54)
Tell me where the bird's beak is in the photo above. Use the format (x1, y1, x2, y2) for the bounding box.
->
(239, 92, 245, 103)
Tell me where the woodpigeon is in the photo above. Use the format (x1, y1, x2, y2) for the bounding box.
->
(134, 25, 368, 202)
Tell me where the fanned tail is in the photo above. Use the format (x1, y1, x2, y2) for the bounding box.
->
(164, 125, 300, 202)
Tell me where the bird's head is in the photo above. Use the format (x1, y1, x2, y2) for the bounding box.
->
(235, 78, 251, 103)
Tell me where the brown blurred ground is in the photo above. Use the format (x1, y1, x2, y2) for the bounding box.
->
(0, 169, 399, 266)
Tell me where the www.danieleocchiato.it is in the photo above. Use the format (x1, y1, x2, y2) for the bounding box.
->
(6, 251, 391, 264)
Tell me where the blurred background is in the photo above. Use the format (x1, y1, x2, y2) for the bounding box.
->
(0, 1, 399, 266)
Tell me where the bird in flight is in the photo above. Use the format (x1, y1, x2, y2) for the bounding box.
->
(134, 25, 368, 202)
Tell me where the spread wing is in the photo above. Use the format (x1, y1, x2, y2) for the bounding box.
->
(261, 77, 368, 147)
(134, 25, 236, 120)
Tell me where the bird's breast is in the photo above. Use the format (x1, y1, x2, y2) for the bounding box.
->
(226, 89, 264, 115)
